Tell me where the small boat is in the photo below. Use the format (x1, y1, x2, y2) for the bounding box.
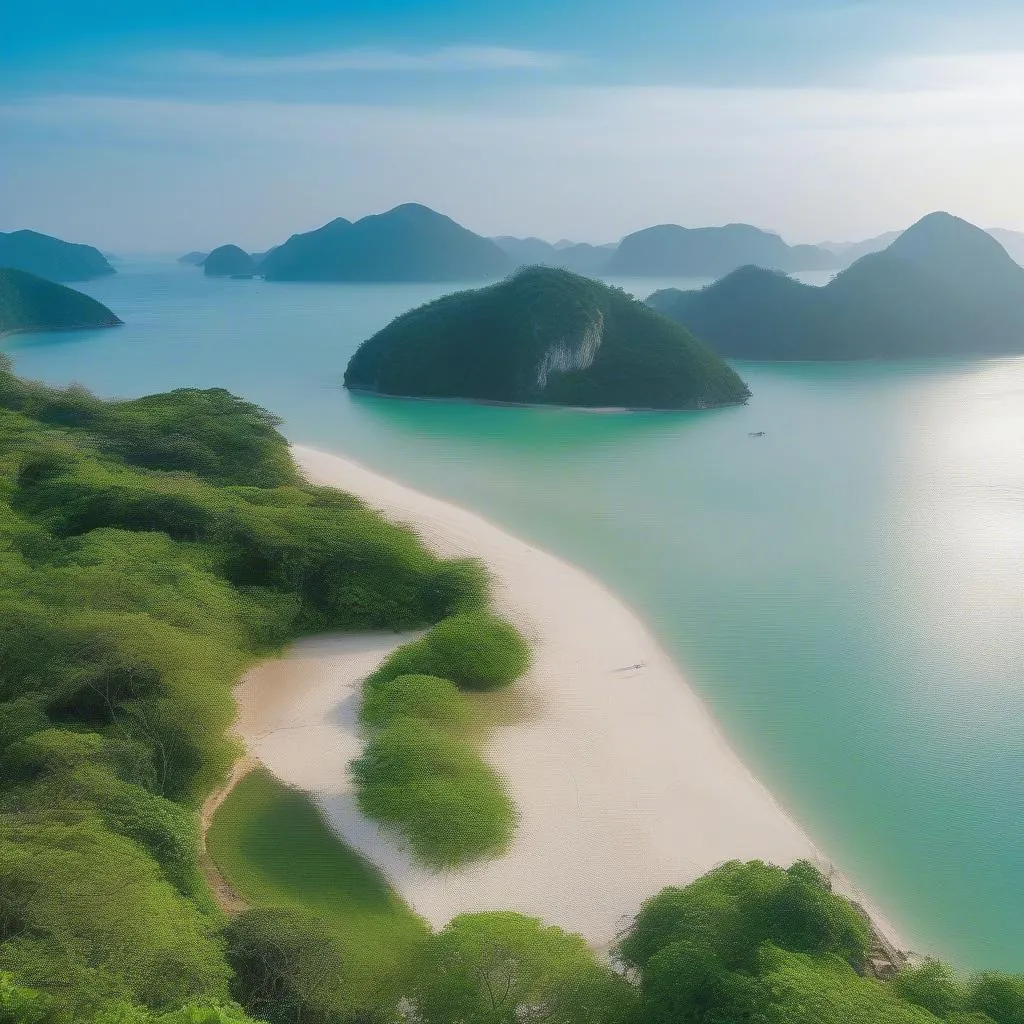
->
(748, 430, 766, 437)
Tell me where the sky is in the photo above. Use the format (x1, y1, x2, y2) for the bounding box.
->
(2, 0, 1024, 251)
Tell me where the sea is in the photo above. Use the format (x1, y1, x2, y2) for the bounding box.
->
(6, 260, 1024, 969)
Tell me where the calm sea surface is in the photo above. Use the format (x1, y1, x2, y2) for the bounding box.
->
(6, 262, 1024, 969)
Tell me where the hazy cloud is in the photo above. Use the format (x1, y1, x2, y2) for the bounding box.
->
(162, 46, 570, 76)
(3, 49, 1024, 249)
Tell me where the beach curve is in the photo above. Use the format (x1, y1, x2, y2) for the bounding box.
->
(227, 443, 908, 957)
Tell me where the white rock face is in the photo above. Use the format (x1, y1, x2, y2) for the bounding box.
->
(535, 312, 604, 388)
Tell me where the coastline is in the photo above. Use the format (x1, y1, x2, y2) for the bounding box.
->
(228, 442, 909, 958)
(0, 320, 123, 344)
(345, 386, 749, 413)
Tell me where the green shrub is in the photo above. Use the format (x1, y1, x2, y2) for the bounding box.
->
(351, 721, 516, 866)
(224, 908, 351, 1024)
(755, 946, 943, 1024)
(360, 674, 472, 731)
(617, 860, 870, 973)
(410, 911, 636, 1024)
(966, 973, 1024, 1024)
(892, 960, 967, 1018)
(0, 817, 231, 1016)
(368, 611, 530, 692)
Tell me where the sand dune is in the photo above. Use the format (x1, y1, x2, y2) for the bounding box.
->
(231, 444, 903, 950)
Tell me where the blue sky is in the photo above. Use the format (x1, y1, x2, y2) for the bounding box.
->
(3, 1, 1024, 250)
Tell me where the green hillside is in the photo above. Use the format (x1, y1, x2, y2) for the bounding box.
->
(0, 267, 122, 336)
(0, 229, 115, 281)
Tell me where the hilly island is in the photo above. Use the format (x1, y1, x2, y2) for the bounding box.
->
(0, 268, 122, 337)
(261, 203, 512, 282)
(344, 266, 750, 409)
(203, 244, 258, 278)
(648, 212, 1024, 359)
(0, 229, 115, 282)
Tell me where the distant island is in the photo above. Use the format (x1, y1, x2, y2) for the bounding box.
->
(491, 236, 617, 276)
(647, 212, 1024, 359)
(178, 250, 209, 265)
(606, 222, 836, 277)
(0, 267, 122, 336)
(820, 225, 1024, 269)
(344, 266, 749, 409)
(260, 204, 513, 282)
(0, 229, 115, 282)
(204, 244, 258, 278)
(987, 227, 1024, 267)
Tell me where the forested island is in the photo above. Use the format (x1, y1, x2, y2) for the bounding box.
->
(607, 222, 837, 277)
(0, 268, 122, 336)
(344, 266, 750, 409)
(0, 229, 115, 282)
(203, 245, 258, 278)
(259, 204, 512, 282)
(648, 212, 1024, 359)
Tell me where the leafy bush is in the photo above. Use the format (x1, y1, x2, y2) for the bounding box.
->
(892, 959, 968, 1018)
(351, 721, 516, 866)
(410, 912, 636, 1024)
(966, 973, 1024, 1024)
(367, 611, 530, 693)
(755, 946, 942, 1024)
(360, 674, 471, 731)
(617, 860, 870, 973)
(0, 818, 231, 1016)
(224, 908, 350, 1024)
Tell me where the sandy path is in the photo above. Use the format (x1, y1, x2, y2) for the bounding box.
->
(228, 444, 906, 953)
(198, 754, 258, 915)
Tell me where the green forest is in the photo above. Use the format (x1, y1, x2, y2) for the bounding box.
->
(1, 357, 1022, 1024)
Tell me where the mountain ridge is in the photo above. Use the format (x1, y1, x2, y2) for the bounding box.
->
(647, 212, 1024, 359)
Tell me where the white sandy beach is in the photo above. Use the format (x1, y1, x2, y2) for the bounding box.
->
(232, 443, 904, 951)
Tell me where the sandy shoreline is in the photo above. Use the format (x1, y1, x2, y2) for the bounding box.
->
(230, 443, 907, 953)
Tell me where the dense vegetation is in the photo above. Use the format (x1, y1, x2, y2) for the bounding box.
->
(649, 212, 1024, 359)
(259, 204, 512, 282)
(618, 860, 1024, 1024)
(0, 358, 486, 1021)
(352, 611, 529, 865)
(606, 222, 836, 277)
(344, 265, 751, 409)
(0, 229, 115, 282)
(0, 268, 122, 336)
(203, 246, 257, 278)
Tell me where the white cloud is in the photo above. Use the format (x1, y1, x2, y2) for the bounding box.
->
(3, 54, 1024, 249)
(161, 46, 569, 75)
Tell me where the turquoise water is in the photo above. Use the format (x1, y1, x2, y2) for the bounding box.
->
(6, 262, 1024, 969)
